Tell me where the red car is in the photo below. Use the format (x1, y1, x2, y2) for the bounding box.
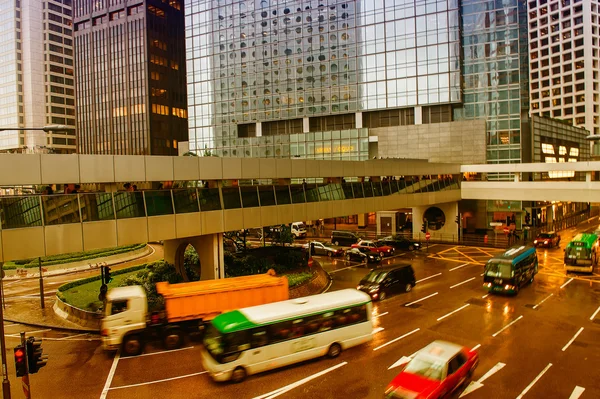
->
(385, 341, 479, 399)
(351, 240, 395, 257)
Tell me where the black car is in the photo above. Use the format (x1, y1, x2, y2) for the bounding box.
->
(381, 236, 421, 251)
(331, 230, 361, 246)
(356, 264, 416, 301)
(345, 247, 381, 263)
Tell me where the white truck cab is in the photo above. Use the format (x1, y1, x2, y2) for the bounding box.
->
(291, 222, 307, 238)
(101, 286, 147, 351)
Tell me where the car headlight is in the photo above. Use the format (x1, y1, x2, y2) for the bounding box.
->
(544, 240, 548, 244)
(534, 240, 538, 244)
(369, 286, 379, 293)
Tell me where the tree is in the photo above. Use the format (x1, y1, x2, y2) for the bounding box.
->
(274, 225, 294, 247)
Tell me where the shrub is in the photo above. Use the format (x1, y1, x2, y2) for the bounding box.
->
(118, 261, 183, 311)
(287, 272, 314, 288)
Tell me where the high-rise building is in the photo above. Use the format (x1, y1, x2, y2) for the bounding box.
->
(74, 0, 187, 155)
(0, 0, 76, 153)
(527, 0, 599, 137)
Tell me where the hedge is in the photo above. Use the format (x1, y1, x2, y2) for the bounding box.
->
(287, 272, 314, 288)
(4, 243, 146, 270)
(58, 264, 147, 292)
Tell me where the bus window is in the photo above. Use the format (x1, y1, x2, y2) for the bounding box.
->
(250, 329, 268, 348)
(268, 321, 293, 343)
(290, 319, 305, 338)
(318, 312, 335, 332)
(304, 314, 321, 334)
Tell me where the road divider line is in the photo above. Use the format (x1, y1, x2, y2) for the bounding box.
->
(590, 305, 600, 321)
(3, 323, 18, 328)
(449, 263, 469, 271)
(109, 370, 207, 391)
(416, 273, 442, 283)
(515, 363, 552, 399)
(562, 327, 584, 352)
(373, 328, 420, 351)
(568, 386, 585, 399)
(404, 292, 438, 307)
(100, 351, 120, 399)
(373, 327, 384, 334)
(492, 315, 523, 337)
(481, 294, 489, 299)
(58, 333, 88, 341)
(437, 304, 470, 321)
(450, 277, 476, 289)
(121, 346, 195, 359)
(253, 362, 347, 399)
(471, 344, 481, 351)
(373, 311, 388, 319)
(329, 264, 363, 273)
(560, 278, 574, 289)
(532, 293, 554, 310)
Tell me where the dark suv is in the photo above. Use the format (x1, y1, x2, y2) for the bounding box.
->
(331, 230, 361, 246)
(356, 265, 416, 301)
(534, 231, 561, 248)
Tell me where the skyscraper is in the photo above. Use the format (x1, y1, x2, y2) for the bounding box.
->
(527, 0, 599, 137)
(74, 0, 187, 155)
(0, 0, 76, 153)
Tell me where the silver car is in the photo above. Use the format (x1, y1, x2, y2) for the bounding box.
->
(304, 241, 344, 257)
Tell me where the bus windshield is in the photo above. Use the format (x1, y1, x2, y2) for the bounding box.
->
(565, 246, 590, 259)
(485, 261, 513, 279)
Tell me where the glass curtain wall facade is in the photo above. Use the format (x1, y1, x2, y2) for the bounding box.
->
(0, 0, 20, 150)
(185, 0, 461, 158)
(74, 0, 187, 155)
(455, 0, 530, 165)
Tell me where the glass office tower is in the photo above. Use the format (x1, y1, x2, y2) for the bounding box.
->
(74, 0, 188, 155)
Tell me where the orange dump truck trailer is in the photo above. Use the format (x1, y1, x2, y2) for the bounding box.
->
(101, 271, 288, 356)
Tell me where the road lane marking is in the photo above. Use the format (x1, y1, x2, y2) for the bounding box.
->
(437, 304, 470, 321)
(373, 328, 420, 351)
(5, 329, 51, 337)
(450, 277, 476, 289)
(492, 315, 524, 337)
(404, 292, 438, 307)
(373, 311, 388, 318)
(329, 264, 364, 273)
(481, 294, 489, 299)
(471, 344, 481, 351)
(562, 327, 584, 352)
(568, 386, 585, 399)
(560, 278, 574, 289)
(532, 293, 554, 310)
(460, 362, 506, 397)
(119, 346, 195, 359)
(253, 362, 347, 399)
(388, 356, 412, 370)
(449, 263, 469, 271)
(515, 363, 552, 399)
(427, 244, 438, 248)
(100, 351, 120, 399)
(109, 370, 207, 391)
(416, 273, 442, 283)
(373, 327, 384, 334)
(3, 323, 18, 328)
(590, 305, 600, 321)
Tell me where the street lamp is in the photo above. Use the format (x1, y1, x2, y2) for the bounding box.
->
(0, 124, 71, 132)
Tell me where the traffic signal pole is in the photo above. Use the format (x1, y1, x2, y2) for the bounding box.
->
(20, 333, 30, 399)
(38, 258, 45, 310)
(0, 262, 11, 399)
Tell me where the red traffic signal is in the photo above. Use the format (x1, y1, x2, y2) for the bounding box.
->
(14, 345, 28, 377)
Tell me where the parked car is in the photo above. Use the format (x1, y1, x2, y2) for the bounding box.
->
(331, 230, 361, 246)
(356, 264, 415, 301)
(533, 231, 561, 248)
(345, 247, 381, 263)
(351, 240, 395, 257)
(385, 341, 479, 399)
(381, 235, 421, 251)
(302, 241, 344, 257)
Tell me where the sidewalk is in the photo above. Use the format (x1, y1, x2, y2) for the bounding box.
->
(2, 244, 162, 333)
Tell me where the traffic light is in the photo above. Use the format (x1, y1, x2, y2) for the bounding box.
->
(14, 344, 28, 377)
(26, 337, 48, 374)
(421, 223, 427, 233)
(102, 265, 112, 284)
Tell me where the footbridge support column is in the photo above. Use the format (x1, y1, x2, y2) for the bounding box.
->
(163, 233, 225, 281)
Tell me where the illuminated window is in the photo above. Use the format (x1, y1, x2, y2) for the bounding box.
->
(568, 158, 577, 162)
(569, 148, 579, 156)
(559, 146, 567, 155)
(542, 143, 555, 154)
(544, 157, 556, 163)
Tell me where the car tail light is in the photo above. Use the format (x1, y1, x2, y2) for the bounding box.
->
(101, 329, 108, 336)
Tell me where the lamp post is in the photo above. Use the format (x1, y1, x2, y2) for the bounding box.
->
(0, 125, 71, 154)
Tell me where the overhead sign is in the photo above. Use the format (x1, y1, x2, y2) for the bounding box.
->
(490, 222, 503, 226)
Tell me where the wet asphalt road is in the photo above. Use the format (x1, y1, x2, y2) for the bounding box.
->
(2, 232, 600, 399)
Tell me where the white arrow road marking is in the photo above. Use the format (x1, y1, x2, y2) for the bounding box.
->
(568, 386, 585, 399)
(388, 356, 413, 370)
(590, 305, 600, 321)
(459, 362, 506, 398)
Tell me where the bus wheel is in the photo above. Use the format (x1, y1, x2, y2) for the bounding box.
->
(530, 274, 535, 284)
(231, 367, 247, 383)
(164, 327, 183, 350)
(327, 343, 342, 358)
(122, 335, 144, 357)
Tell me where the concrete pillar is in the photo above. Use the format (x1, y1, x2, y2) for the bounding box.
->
(355, 112, 363, 129)
(586, 171, 592, 182)
(358, 213, 368, 228)
(163, 233, 225, 281)
(414, 106, 423, 125)
(514, 173, 520, 183)
(256, 122, 262, 137)
(303, 117, 310, 133)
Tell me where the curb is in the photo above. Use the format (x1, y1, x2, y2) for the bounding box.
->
(2, 317, 98, 334)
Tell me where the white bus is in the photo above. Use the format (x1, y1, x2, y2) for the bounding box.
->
(201, 289, 373, 383)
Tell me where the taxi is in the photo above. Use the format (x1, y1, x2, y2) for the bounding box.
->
(385, 340, 479, 399)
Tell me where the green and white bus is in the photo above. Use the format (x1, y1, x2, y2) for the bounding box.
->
(564, 233, 599, 273)
(201, 289, 373, 383)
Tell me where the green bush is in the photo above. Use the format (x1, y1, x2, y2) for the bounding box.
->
(118, 261, 183, 311)
(225, 247, 307, 277)
(4, 244, 146, 269)
(3, 265, 17, 270)
(57, 264, 146, 292)
(287, 272, 314, 288)
(183, 245, 200, 281)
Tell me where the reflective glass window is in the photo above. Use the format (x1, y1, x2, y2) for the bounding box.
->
(80, 193, 115, 221)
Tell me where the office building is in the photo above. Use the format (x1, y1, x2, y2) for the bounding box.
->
(74, 0, 187, 155)
(0, 0, 76, 153)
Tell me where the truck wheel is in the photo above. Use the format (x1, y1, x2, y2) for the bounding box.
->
(164, 328, 183, 350)
(231, 367, 247, 383)
(327, 343, 342, 358)
(122, 335, 144, 357)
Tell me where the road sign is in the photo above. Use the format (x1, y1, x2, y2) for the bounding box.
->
(308, 258, 314, 268)
(425, 232, 431, 240)
(503, 227, 510, 234)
